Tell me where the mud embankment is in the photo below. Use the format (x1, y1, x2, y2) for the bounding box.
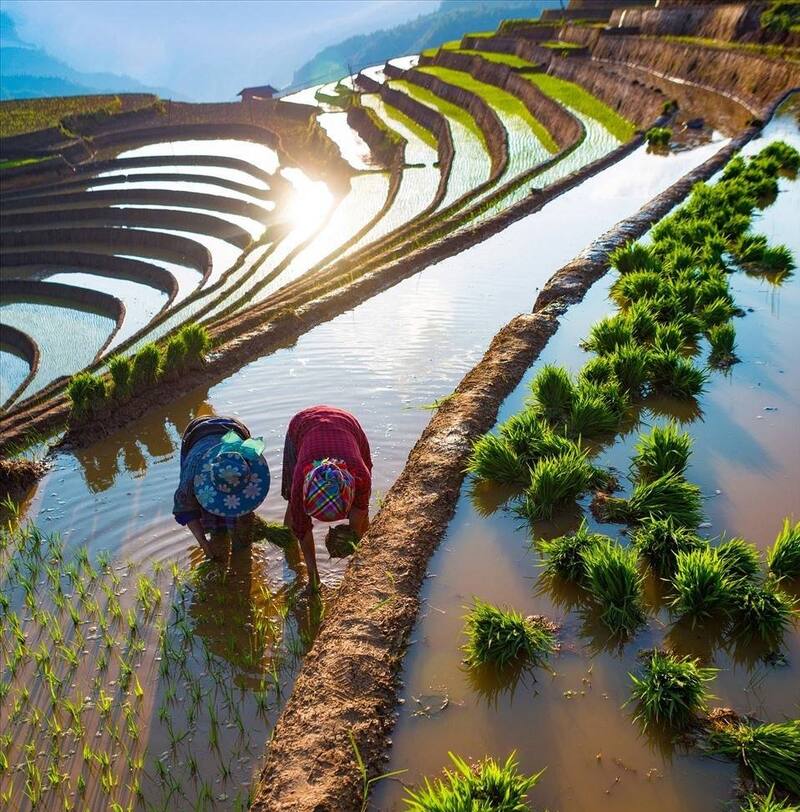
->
(591, 34, 800, 117)
(250, 121, 761, 812)
(383, 61, 508, 180)
(346, 102, 406, 168)
(0, 324, 39, 407)
(608, 3, 763, 42)
(356, 71, 454, 209)
(2, 251, 179, 304)
(0, 227, 212, 281)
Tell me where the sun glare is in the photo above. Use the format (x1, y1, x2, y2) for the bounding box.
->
(281, 167, 334, 232)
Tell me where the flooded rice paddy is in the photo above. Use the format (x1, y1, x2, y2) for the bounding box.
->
(374, 107, 800, 811)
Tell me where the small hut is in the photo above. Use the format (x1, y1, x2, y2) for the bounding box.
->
(237, 84, 280, 102)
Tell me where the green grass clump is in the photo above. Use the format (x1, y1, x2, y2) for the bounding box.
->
(499, 411, 578, 468)
(607, 344, 651, 396)
(163, 335, 187, 376)
(708, 322, 737, 366)
(463, 598, 555, 669)
(740, 787, 799, 812)
(609, 242, 656, 275)
(179, 323, 211, 366)
(647, 349, 707, 400)
(758, 139, 800, 172)
(108, 355, 132, 399)
(611, 271, 663, 308)
(709, 720, 800, 797)
(562, 388, 620, 439)
(731, 581, 797, 645)
(759, 245, 796, 274)
(539, 520, 610, 582)
(716, 537, 760, 582)
(626, 300, 659, 343)
(67, 372, 108, 418)
(130, 344, 162, 390)
(582, 541, 646, 636)
(517, 450, 595, 522)
(529, 364, 574, 422)
(670, 549, 735, 625)
(632, 517, 707, 575)
(628, 650, 716, 729)
(767, 518, 800, 579)
(579, 356, 614, 385)
(404, 752, 542, 812)
(653, 322, 687, 353)
(598, 472, 703, 527)
(645, 127, 672, 147)
(467, 434, 528, 486)
(582, 315, 633, 355)
(631, 423, 692, 482)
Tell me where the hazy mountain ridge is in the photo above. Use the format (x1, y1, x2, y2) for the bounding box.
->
(290, 0, 558, 89)
(0, 11, 179, 101)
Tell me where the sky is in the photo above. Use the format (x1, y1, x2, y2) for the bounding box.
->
(4, 0, 439, 100)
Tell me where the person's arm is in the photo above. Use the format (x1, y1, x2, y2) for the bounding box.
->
(348, 506, 369, 539)
(285, 475, 319, 590)
(186, 518, 218, 560)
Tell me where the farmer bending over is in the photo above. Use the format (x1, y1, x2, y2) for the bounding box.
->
(282, 405, 372, 588)
(173, 416, 270, 560)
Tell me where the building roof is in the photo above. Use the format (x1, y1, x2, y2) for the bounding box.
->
(237, 84, 280, 97)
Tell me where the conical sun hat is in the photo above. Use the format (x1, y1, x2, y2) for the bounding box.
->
(193, 431, 270, 517)
(302, 458, 355, 522)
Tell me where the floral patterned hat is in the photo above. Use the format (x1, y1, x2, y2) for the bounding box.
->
(193, 431, 270, 517)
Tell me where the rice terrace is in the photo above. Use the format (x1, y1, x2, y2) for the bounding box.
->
(0, 0, 799, 809)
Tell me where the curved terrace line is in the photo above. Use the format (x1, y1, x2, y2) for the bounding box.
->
(0, 324, 40, 410)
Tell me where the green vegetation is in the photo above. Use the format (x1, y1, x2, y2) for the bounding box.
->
(709, 721, 800, 796)
(741, 786, 799, 811)
(645, 127, 672, 147)
(716, 537, 760, 582)
(730, 581, 797, 645)
(524, 73, 637, 142)
(456, 49, 538, 70)
(463, 598, 555, 669)
(540, 40, 586, 53)
(767, 518, 800, 578)
(404, 752, 542, 812)
(707, 321, 737, 367)
(516, 449, 597, 522)
(582, 541, 646, 636)
(670, 549, 735, 625)
(0, 156, 47, 170)
(655, 34, 800, 63)
(632, 517, 707, 575)
(761, 1, 800, 33)
(597, 472, 703, 527)
(66, 323, 211, 422)
(631, 423, 692, 482)
(628, 650, 716, 729)
(539, 520, 609, 582)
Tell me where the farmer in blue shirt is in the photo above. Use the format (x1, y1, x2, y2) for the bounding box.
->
(173, 416, 270, 559)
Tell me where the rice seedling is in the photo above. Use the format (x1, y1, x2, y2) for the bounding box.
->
(529, 364, 575, 422)
(610, 241, 657, 275)
(404, 751, 542, 812)
(767, 518, 800, 579)
(759, 140, 800, 172)
(539, 520, 610, 582)
(466, 434, 528, 486)
(611, 271, 664, 308)
(163, 335, 187, 377)
(730, 580, 798, 645)
(582, 541, 646, 636)
(646, 126, 671, 146)
(740, 786, 798, 811)
(500, 412, 579, 466)
(709, 720, 800, 796)
(463, 598, 555, 670)
(179, 323, 211, 367)
(707, 322, 737, 366)
(607, 344, 651, 396)
(631, 423, 692, 482)
(67, 372, 108, 418)
(671, 548, 736, 625)
(597, 471, 703, 527)
(130, 344, 162, 390)
(516, 450, 596, 522)
(632, 516, 708, 575)
(563, 388, 620, 439)
(716, 537, 761, 582)
(647, 349, 707, 400)
(626, 300, 659, 343)
(700, 297, 738, 329)
(628, 649, 716, 729)
(582, 315, 634, 355)
(580, 356, 614, 386)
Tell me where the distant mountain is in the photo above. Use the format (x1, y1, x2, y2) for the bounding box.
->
(0, 11, 180, 101)
(291, 0, 560, 89)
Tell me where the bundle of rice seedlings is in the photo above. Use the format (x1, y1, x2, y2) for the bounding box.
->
(611, 271, 663, 308)
(645, 126, 671, 147)
(179, 323, 211, 366)
(582, 379, 630, 420)
(539, 520, 610, 582)
(628, 650, 716, 729)
(709, 720, 800, 797)
(517, 450, 595, 522)
(609, 242, 656, 275)
(673, 313, 706, 344)
(668, 279, 700, 313)
(759, 140, 800, 172)
(563, 390, 619, 439)
(582, 541, 646, 636)
(579, 356, 614, 385)
(663, 245, 701, 275)
(736, 233, 769, 264)
(467, 434, 528, 486)
(758, 245, 796, 274)
(499, 412, 579, 467)
(730, 581, 797, 645)
(717, 213, 752, 241)
(631, 423, 692, 482)
(163, 335, 187, 376)
(670, 548, 735, 625)
(130, 344, 162, 390)
(598, 472, 703, 527)
(67, 372, 108, 418)
(608, 344, 651, 396)
(529, 364, 574, 422)
(631, 516, 708, 575)
(767, 518, 800, 579)
(716, 537, 760, 582)
(326, 525, 359, 558)
(708, 322, 737, 367)
(108, 355, 132, 399)
(626, 300, 659, 343)
(740, 786, 798, 812)
(699, 234, 731, 269)
(722, 155, 746, 181)
(463, 598, 555, 669)
(648, 349, 707, 400)
(700, 297, 738, 329)
(696, 274, 734, 308)
(404, 752, 543, 812)
(653, 322, 687, 353)
(581, 315, 634, 355)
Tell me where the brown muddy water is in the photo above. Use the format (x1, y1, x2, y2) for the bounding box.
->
(374, 106, 800, 811)
(4, 135, 732, 810)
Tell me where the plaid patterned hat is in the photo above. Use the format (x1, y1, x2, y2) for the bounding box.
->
(302, 458, 355, 522)
(194, 432, 270, 518)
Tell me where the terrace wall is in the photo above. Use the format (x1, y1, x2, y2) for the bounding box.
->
(608, 3, 763, 41)
(383, 62, 508, 180)
(345, 103, 405, 168)
(1, 324, 38, 374)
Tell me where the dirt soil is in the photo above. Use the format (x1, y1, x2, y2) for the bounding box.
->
(249, 120, 761, 810)
(0, 457, 49, 504)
